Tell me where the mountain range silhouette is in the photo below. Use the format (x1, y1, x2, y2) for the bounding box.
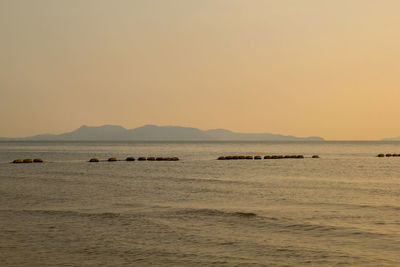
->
(1, 125, 325, 141)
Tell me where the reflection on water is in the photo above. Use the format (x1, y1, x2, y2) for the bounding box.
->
(0, 141, 400, 266)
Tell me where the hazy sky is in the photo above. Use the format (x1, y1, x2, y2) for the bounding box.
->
(1, 0, 400, 140)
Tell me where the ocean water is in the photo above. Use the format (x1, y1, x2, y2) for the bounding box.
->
(0, 141, 399, 266)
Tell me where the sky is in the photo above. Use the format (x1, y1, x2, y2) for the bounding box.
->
(1, 0, 400, 140)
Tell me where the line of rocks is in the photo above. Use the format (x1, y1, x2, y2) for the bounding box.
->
(12, 159, 43, 163)
(89, 157, 180, 162)
(376, 154, 400, 157)
(217, 155, 320, 160)
(12, 154, 400, 163)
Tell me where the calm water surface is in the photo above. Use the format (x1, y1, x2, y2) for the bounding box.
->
(1, 141, 400, 266)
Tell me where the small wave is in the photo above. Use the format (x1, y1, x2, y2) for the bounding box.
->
(89, 212, 121, 219)
(283, 223, 337, 232)
(173, 208, 257, 218)
(300, 201, 400, 212)
(156, 175, 261, 187)
(0, 209, 121, 219)
(233, 212, 257, 217)
(279, 221, 388, 239)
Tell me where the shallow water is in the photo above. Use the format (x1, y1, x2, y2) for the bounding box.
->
(1, 141, 400, 266)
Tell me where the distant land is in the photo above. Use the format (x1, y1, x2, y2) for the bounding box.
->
(381, 137, 400, 141)
(0, 125, 325, 141)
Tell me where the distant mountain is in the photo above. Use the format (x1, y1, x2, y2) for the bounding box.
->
(205, 129, 323, 141)
(0, 125, 324, 141)
(125, 125, 212, 141)
(27, 125, 127, 141)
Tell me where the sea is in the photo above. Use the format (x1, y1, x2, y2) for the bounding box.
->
(0, 141, 399, 266)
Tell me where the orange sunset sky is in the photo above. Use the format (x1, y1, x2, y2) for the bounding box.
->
(1, 0, 400, 140)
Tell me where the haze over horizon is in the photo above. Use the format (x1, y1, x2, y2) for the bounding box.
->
(1, 0, 400, 140)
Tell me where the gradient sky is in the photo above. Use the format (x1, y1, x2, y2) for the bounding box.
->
(1, 0, 400, 140)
